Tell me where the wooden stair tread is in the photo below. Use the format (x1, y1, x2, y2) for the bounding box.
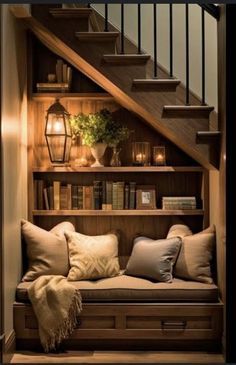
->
(133, 78, 180, 91)
(49, 8, 92, 18)
(162, 105, 214, 118)
(75, 32, 120, 41)
(103, 54, 151, 65)
(196, 131, 221, 144)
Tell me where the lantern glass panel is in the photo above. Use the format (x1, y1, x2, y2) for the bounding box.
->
(46, 135, 67, 162)
(46, 113, 66, 135)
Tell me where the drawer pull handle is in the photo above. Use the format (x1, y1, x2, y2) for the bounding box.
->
(161, 320, 186, 330)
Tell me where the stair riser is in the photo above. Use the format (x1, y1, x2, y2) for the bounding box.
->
(32, 5, 90, 33)
(132, 84, 179, 93)
(77, 41, 117, 57)
(162, 110, 212, 119)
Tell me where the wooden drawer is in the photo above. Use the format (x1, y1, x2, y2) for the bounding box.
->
(14, 302, 223, 349)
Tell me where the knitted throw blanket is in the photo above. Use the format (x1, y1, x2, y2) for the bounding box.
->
(28, 275, 82, 352)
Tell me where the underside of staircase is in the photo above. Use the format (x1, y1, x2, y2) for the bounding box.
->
(12, 4, 220, 169)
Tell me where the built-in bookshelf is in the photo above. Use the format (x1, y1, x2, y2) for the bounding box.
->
(28, 34, 209, 248)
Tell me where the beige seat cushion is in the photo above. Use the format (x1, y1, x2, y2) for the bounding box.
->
(65, 231, 120, 281)
(22, 220, 75, 281)
(16, 275, 219, 303)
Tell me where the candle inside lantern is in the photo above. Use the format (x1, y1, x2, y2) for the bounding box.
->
(136, 153, 145, 163)
(153, 146, 166, 166)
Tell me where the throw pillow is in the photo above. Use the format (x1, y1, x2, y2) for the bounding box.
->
(174, 225, 215, 283)
(125, 236, 182, 282)
(21, 220, 75, 281)
(65, 231, 120, 281)
(167, 224, 192, 239)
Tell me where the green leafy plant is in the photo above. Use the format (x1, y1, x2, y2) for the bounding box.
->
(69, 109, 130, 147)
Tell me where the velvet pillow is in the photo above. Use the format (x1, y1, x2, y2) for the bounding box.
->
(167, 224, 192, 239)
(174, 226, 215, 284)
(125, 236, 182, 282)
(65, 231, 120, 281)
(21, 220, 75, 281)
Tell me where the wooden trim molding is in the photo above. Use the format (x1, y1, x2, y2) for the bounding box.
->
(3, 330, 15, 364)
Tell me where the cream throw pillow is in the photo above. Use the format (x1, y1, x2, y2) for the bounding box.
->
(65, 231, 120, 281)
(167, 224, 192, 239)
(174, 226, 215, 284)
(22, 220, 75, 281)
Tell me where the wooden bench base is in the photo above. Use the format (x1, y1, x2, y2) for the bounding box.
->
(14, 302, 223, 351)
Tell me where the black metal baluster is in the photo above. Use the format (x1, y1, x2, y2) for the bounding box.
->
(138, 4, 141, 54)
(121, 4, 124, 54)
(169, 4, 173, 78)
(87, 3, 90, 8)
(185, 4, 190, 105)
(104, 4, 108, 32)
(153, 3, 157, 78)
(201, 7, 206, 105)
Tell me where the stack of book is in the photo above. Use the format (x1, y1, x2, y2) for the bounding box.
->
(36, 59, 72, 92)
(162, 196, 197, 210)
(34, 180, 138, 211)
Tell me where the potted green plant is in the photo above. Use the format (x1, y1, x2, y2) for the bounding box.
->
(69, 109, 130, 167)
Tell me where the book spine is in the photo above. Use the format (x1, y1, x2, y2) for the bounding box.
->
(117, 182, 125, 210)
(53, 181, 61, 210)
(48, 186, 54, 210)
(60, 186, 68, 210)
(43, 187, 49, 210)
(129, 182, 136, 209)
(93, 181, 101, 210)
(56, 59, 63, 83)
(106, 181, 113, 205)
(72, 185, 79, 210)
(67, 67, 72, 86)
(83, 186, 93, 210)
(37, 180, 45, 210)
(62, 63, 68, 83)
(67, 184, 72, 210)
(112, 182, 118, 210)
(124, 184, 129, 209)
(78, 186, 83, 209)
(33, 180, 38, 209)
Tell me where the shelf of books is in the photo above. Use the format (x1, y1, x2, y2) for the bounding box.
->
(32, 93, 114, 101)
(32, 209, 204, 216)
(32, 166, 203, 173)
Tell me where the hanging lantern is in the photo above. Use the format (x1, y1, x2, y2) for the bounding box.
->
(45, 99, 72, 164)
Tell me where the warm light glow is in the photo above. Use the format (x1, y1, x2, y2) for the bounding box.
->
(136, 153, 146, 163)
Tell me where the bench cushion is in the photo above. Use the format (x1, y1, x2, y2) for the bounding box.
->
(16, 275, 219, 303)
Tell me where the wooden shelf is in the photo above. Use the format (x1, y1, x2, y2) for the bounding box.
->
(32, 93, 114, 101)
(32, 166, 203, 173)
(32, 209, 204, 216)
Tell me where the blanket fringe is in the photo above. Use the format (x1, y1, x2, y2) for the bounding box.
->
(43, 290, 82, 353)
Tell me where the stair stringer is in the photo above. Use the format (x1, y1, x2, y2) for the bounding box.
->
(24, 16, 216, 170)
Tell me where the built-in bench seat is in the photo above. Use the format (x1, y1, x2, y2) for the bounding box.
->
(16, 275, 219, 303)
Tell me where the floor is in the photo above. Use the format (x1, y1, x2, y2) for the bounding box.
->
(11, 351, 224, 364)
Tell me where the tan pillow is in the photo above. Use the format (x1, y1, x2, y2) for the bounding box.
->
(21, 220, 75, 281)
(65, 231, 120, 281)
(167, 224, 192, 239)
(174, 226, 215, 283)
(125, 236, 182, 282)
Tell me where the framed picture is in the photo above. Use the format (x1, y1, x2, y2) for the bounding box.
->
(136, 185, 157, 210)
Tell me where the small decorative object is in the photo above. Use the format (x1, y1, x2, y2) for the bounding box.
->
(153, 146, 166, 166)
(45, 99, 72, 164)
(74, 156, 88, 167)
(90, 142, 107, 167)
(47, 73, 56, 82)
(69, 109, 130, 167)
(110, 146, 121, 167)
(136, 185, 157, 209)
(132, 142, 151, 166)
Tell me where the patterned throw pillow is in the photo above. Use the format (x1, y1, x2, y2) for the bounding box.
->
(65, 231, 120, 281)
(21, 220, 75, 281)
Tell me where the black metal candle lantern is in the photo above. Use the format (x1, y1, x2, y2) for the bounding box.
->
(45, 99, 72, 164)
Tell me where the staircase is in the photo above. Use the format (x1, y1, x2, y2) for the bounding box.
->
(12, 4, 220, 169)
